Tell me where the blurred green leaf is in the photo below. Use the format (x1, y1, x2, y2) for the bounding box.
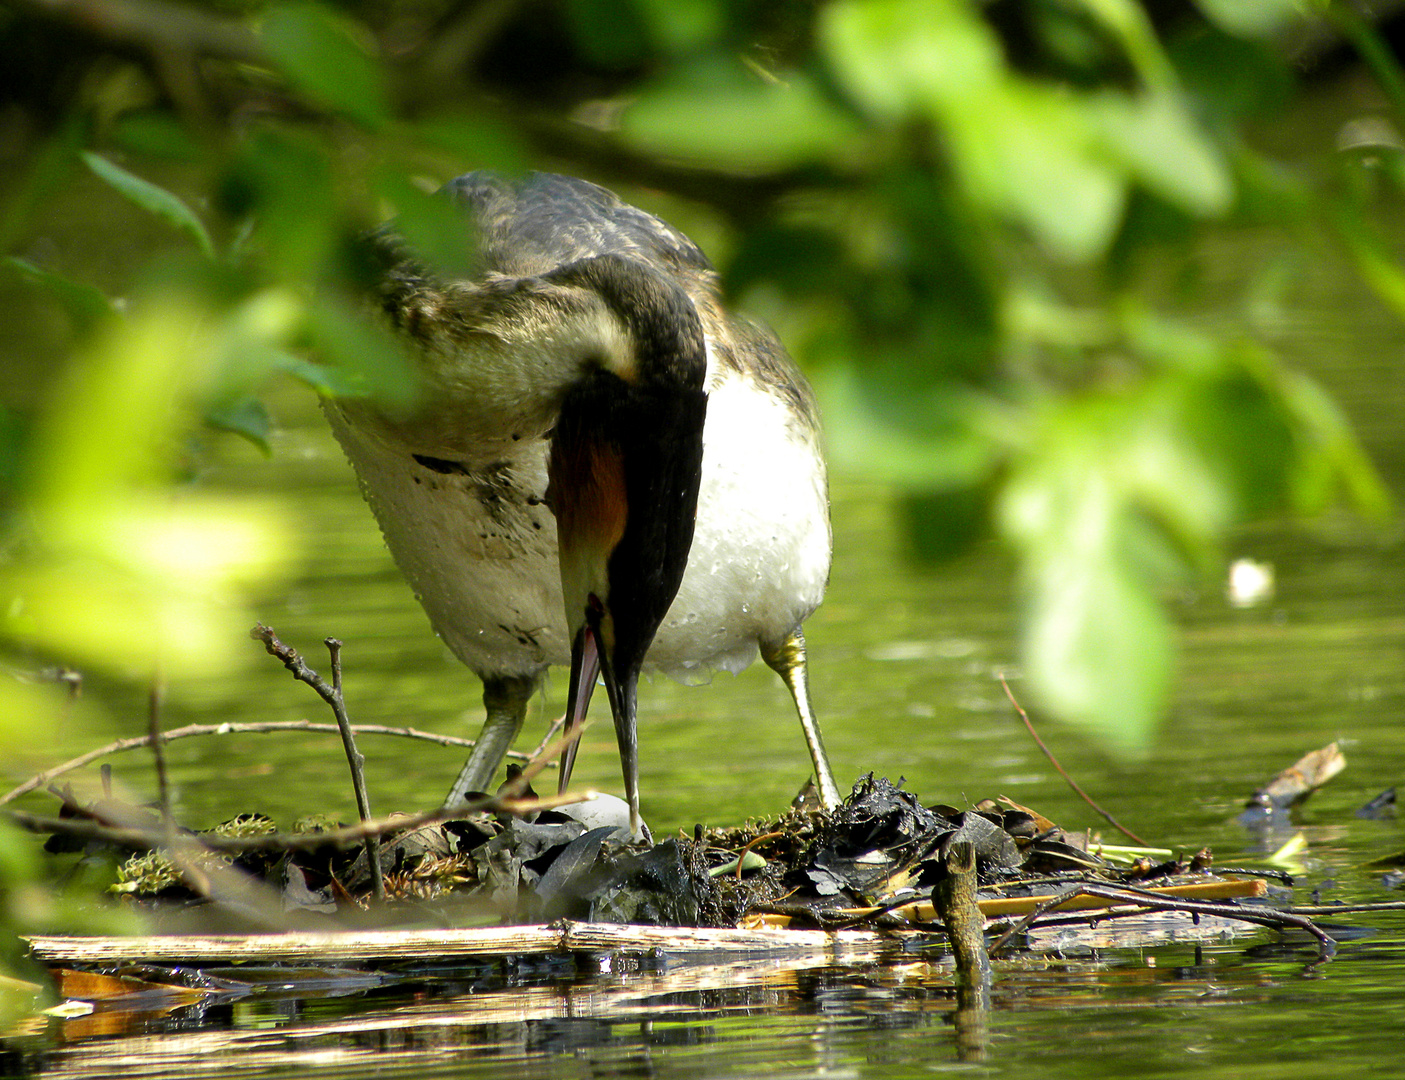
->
(817, 367, 1000, 489)
(726, 224, 850, 300)
(1195, 0, 1308, 38)
(261, 2, 389, 128)
(373, 169, 478, 279)
(636, 0, 724, 53)
(1169, 28, 1294, 119)
(1270, 357, 1395, 519)
(997, 380, 1242, 748)
(205, 395, 273, 453)
(81, 152, 214, 258)
(1088, 91, 1233, 215)
(566, 0, 651, 66)
(411, 114, 528, 174)
(7, 294, 295, 681)
(4, 257, 119, 334)
(306, 298, 419, 412)
(821, 0, 1003, 120)
(1017, 530, 1174, 753)
(944, 83, 1126, 260)
(827, 0, 1130, 257)
(111, 110, 202, 162)
(31, 299, 211, 516)
(1065, 0, 1174, 87)
(624, 64, 859, 172)
(1337, 208, 1405, 320)
(219, 126, 337, 280)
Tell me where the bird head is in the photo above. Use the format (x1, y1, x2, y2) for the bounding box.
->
(544, 255, 708, 831)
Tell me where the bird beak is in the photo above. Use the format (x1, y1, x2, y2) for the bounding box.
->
(548, 372, 707, 836)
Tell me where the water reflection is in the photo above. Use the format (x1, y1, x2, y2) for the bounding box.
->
(22, 936, 1405, 1079)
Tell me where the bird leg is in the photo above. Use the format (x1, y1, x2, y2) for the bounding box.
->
(442, 673, 538, 807)
(762, 629, 842, 811)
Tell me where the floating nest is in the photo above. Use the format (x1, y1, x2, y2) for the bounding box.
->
(60, 774, 1305, 959)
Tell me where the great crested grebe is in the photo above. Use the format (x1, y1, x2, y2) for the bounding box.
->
(325, 171, 840, 834)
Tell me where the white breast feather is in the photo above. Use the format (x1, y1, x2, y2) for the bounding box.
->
(324, 363, 829, 682)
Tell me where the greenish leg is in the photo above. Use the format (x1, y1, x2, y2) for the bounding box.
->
(442, 673, 538, 807)
(762, 628, 842, 811)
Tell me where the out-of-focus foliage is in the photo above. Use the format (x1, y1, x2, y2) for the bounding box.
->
(0, 0, 1399, 962)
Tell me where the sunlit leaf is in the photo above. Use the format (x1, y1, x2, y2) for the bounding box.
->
(261, 2, 389, 128)
(821, 0, 1003, 120)
(1195, 0, 1308, 38)
(824, 1, 1129, 257)
(996, 380, 1245, 748)
(1018, 536, 1174, 753)
(6, 552, 252, 678)
(30, 300, 211, 521)
(80, 152, 214, 258)
(944, 84, 1126, 261)
(623, 65, 859, 172)
(1088, 91, 1233, 215)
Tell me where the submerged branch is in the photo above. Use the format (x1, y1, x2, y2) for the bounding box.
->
(988, 881, 1337, 966)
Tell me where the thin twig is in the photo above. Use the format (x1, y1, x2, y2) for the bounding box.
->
(497, 710, 591, 799)
(0, 721, 537, 808)
(148, 675, 171, 828)
(527, 712, 569, 760)
(328, 636, 383, 901)
(250, 626, 385, 900)
(998, 674, 1148, 846)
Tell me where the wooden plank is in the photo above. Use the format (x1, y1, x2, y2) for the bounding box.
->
(25, 881, 1269, 967)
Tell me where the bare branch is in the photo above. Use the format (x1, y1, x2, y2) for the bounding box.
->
(148, 676, 171, 827)
(251, 626, 384, 900)
(0, 721, 540, 808)
(8, 787, 597, 854)
(999, 674, 1149, 847)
